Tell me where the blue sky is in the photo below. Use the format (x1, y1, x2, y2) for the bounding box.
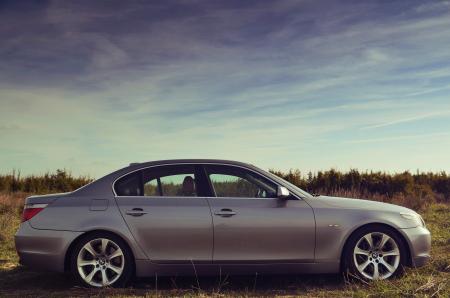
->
(1, 0, 450, 177)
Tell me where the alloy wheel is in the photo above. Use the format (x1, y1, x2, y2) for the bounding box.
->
(77, 238, 125, 287)
(353, 232, 401, 280)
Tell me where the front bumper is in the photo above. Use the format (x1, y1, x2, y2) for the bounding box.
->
(15, 222, 82, 272)
(400, 226, 431, 267)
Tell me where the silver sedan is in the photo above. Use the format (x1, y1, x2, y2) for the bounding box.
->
(15, 159, 431, 288)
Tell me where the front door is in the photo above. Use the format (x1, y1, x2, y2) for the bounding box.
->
(203, 164, 315, 263)
(115, 164, 213, 264)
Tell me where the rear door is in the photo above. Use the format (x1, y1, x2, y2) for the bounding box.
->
(204, 164, 315, 263)
(114, 164, 213, 264)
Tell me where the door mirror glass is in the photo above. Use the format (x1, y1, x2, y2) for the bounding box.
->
(277, 186, 290, 199)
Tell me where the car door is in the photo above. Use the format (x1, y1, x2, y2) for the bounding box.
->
(114, 164, 213, 264)
(203, 164, 315, 263)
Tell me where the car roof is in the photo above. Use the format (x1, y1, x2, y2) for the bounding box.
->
(125, 159, 254, 170)
(72, 159, 257, 196)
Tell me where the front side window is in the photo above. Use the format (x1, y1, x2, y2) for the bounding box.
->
(142, 165, 199, 197)
(205, 165, 277, 198)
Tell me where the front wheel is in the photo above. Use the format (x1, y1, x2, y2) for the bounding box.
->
(71, 232, 133, 288)
(343, 226, 407, 281)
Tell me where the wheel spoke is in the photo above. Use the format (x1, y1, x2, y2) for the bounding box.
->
(101, 239, 109, 254)
(78, 260, 96, 267)
(84, 242, 97, 257)
(101, 269, 109, 285)
(380, 259, 395, 273)
(85, 267, 99, 282)
(354, 247, 370, 256)
(364, 234, 374, 249)
(357, 259, 371, 272)
(383, 248, 400, 256)
(379, 234, 390, 250)
(107, 249, 123, 260)
(108, 263, 122, 274)
(372, 263, 380, 280)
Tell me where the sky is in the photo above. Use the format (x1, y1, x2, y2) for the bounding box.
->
(1, 0, 450, 178)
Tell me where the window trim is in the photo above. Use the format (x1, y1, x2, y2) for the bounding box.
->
(112, 162, 302, 200)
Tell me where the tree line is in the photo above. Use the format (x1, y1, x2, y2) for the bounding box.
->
(270, 169, 449, 209)
(0, 168, 448, 209)
(0, 169, 92, 194)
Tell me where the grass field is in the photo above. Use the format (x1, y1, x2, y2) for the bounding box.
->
(0, 193, 448, 297)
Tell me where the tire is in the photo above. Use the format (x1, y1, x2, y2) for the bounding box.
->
(70, 232, 133, 288)
(343, 225, 407, 281)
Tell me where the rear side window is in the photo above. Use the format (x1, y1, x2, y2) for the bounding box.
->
(114, 171, 142, 196)
(114, 164, 209, 197)
(142, 165, 199, 197)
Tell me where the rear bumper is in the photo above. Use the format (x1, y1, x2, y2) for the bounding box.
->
(400, 226, 431, 267)
(14, 222, 82, 272)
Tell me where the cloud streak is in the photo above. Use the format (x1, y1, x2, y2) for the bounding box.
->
(361, 111, 450, 130)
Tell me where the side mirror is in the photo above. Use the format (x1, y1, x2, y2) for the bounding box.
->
(277, 186, 290, 199)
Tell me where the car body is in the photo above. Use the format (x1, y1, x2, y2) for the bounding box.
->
(15, 159, 431, 287)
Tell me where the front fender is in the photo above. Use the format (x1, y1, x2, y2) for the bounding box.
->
(314, 208, 410, 263)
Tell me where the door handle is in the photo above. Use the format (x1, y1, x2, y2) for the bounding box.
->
(214, 208, 236, 217)
(126, 208, 147, 216)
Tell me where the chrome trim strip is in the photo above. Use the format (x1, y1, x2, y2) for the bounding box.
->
(24, 203, 48, 209)
(117, 195, 283, 200)
(111, 162, 302, 200)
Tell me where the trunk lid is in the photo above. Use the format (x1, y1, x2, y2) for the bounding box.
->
(25, 192, 69, 205)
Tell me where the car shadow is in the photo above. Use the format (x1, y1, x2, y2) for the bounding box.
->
(134, 273, 345, 294)
(0, 265, 345, 295)
(0, 266, 72, 290)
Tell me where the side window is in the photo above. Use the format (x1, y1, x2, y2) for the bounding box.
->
(205, 165, 277, 198)
(142, 165, 199, 197)
(114, 171, 142, 196)
(143, 179, 159, 196)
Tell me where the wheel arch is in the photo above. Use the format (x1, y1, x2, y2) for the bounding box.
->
(64, 229, 136, 273)
(339, 222, 412, 271)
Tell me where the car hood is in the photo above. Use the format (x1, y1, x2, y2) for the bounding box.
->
(316, 195, 414, 214)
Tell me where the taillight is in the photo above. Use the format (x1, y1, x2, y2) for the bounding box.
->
(21, 204, 48, 222)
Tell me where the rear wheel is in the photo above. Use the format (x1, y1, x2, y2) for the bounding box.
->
(343, 226, 407, 281)
(71, 232, 133, 288)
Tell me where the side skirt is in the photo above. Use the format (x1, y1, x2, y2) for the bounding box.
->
(135, 261, 340, 277)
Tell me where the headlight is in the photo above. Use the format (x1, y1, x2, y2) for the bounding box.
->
(400, 212, 425, 227)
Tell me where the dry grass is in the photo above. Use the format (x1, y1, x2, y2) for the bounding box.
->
(0, 193, 449, 297)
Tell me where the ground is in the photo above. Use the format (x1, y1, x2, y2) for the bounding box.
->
(0, 194, 448, 297)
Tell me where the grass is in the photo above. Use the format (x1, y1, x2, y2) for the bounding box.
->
(0, 193, 448, 297)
